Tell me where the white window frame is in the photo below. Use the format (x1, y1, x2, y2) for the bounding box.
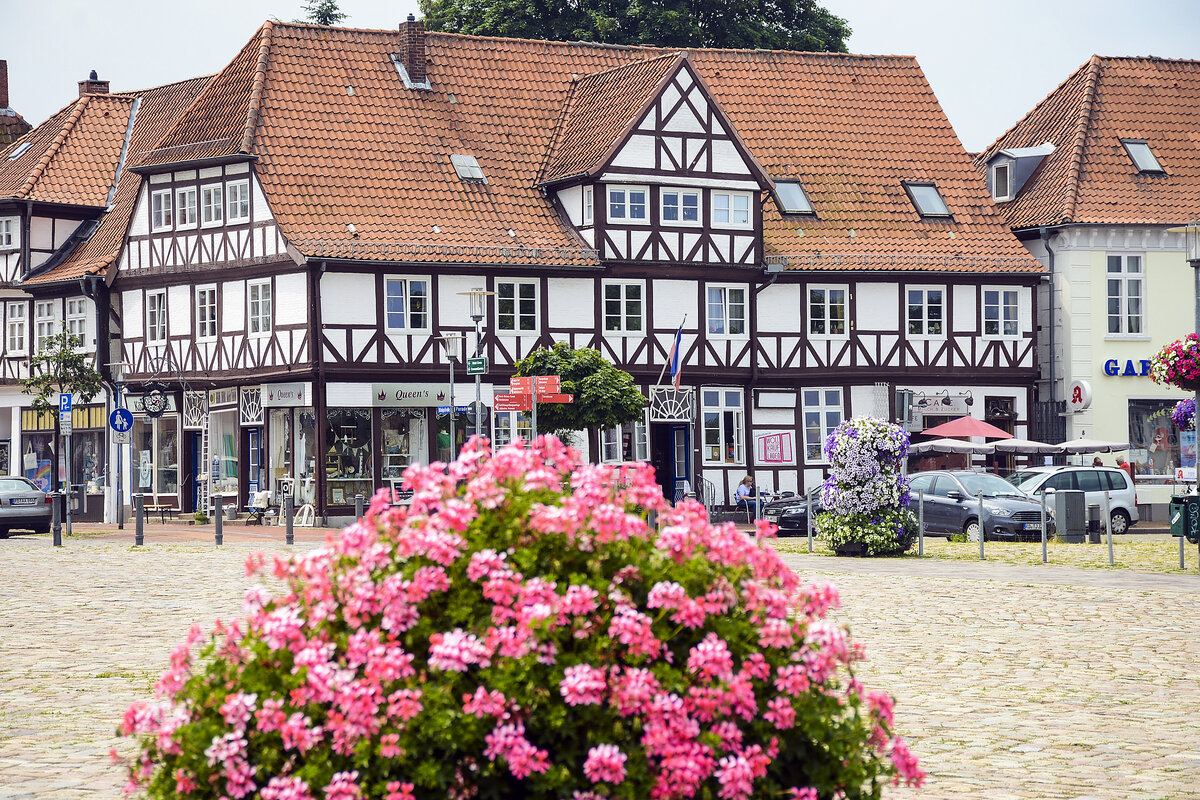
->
(496, 280, 538, 333)
(34, 300, 56, 352)
(146, 290, 167, 345)
(151, 189, 172, 231)
(1106, 254, 1144, 337)
(711, 191, 752, 229)
(196, 285, 217, 341)
(384, 276, 431, 333)
(906, 286, 945, 338)
(606, 185, 650, 225)
(600, 413, 650, 463)
(982, 287, 1020, 339)
(493, 407, 532, 448)
(0, 217, 16, 248)
(201, 184, 224, 227)
(801, 388, 843, 463)
(602, 280, 644, 335)
(175, 187, 197, 230)
(583, 186, 594, 225)
(701, 387, 745, 466)
(248, 280, 272, 338)
(65, 297, 88, 345)
(706, 284, 747, 338)
(991, 162, 1012, 202)
(808, 285, 849, 338)
(6, 302, 26, 354)
(660, 188, 701, 226)
(226, 180, 250, 223)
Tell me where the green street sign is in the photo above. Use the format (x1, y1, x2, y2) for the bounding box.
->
(466, 357, 488, 376)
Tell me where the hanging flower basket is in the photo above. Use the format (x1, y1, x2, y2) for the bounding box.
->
(1172, 398, 1196, 430)
(1150, 334, 1200, 391)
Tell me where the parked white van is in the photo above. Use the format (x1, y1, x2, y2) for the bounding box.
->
(1011, 466, 1138, 534)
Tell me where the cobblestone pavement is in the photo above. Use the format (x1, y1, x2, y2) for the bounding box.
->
(0, 538, 1197, 799)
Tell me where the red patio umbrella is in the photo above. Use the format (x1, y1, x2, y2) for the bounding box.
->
(921, 416, 1014, 440)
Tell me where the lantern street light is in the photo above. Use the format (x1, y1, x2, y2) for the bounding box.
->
(438, 333, 467, 460)
(457, 288, 494, 441)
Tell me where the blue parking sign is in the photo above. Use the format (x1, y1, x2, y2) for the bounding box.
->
(59, 393, 72, 413)
(109, 408, 134, 432)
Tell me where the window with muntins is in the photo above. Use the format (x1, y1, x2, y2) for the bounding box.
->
(6, 302, 25, 353)
(493, 408, 532, 447)
(34, 300, 56, 352)
(146, 290, 167, 344)
(702, 388, 744, 465)
(227, 181, 250, 223)
(991, 163, 1012, 201)
(583, 186, 593, 225)
(201, 185, 223, 226)
(385, 278, 430, 332)
(601, 417, 649, 462)
(661, 189, 700, 225)
(808, 286, 847, 336)
(196, 286, 217, 340)
(712, 192, 751, 228)
(497, 281, 537, 332)
(151, 189, 172, 231)
(907, 287, 944, 336)
(607, 186, 648, 223)
(707, 285, 746, 336)
(248, 280, 272, 336)
(176, 187, 197, 229)
(65, 298, 87, 342)
(802, 388, 843, 462)
(1107, 254, 1143, 335)
(603, 281, 643, 333)
(983, 289, 1019, 337)
(0, 218, 15, 247)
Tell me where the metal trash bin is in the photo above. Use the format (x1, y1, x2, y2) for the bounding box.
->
(1087, 504, 1102, 543)
(1055, 490, 1086, 543)
(1169, 495, 1200, 544)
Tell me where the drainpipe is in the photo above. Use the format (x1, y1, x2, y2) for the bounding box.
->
(21, 200, 31, 278)
(81, 274, 120, 525)
(1040, 227, 1057, 446)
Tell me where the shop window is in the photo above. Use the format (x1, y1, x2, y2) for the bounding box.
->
(268, 408, 317, 505)
(1128, 399, 1179, 476)
(436, 408, 469, 462)
(208, 408, 239, 499)
(802, 388, 843, 462)
(382, 409, 429, 480)
(132, 414, 179, 501)
(19, 409, 56, 492)
(70, 405, 107, 497)
(493, 409, 532, 448)
(600, 417, 649, 463)
(702, 388, 744, 465)
(325, 408, 373, 505)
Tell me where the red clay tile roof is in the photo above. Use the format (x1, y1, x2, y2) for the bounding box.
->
(21, 76, 211, 285)
(977, 55, 1200, 229)
(540, 53, 682, 184)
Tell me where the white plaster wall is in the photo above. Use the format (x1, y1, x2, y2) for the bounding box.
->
(857, 283, 898, 330)
(436, 274, 485, 328)
(222, 281, 245, 333)
(250, 174, 275, 224)
(52, 220, 81, 249)
(123, 290, 143, 338)
(275, 272, 308, 326)
(548, 278, 594, 329)
(167, 285, 191, 337)
(850, 384, 887, 418)
(610, 135, 655, 169)
(953, 285, 975, 332)
(710, 139, 749, 174)
(128, 185, 149, 237)
(322, 274, 374, 326)
(557, 185, 583, 227)
(652, 280, 696, 328)
(29, 217, 53, 250)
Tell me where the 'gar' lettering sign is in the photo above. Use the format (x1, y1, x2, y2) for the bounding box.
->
(1103, 358, 1151, 377)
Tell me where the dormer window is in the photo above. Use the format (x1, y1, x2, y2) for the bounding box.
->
(7, 142, 31, 161)
(773, 181, 813, 214)
(991, 163, 1012, 202)
(903, 182, 950, 218)
(1121, 139, 1164, 174)
(450, 154, 487, 183)
(583, 186, 593, 225)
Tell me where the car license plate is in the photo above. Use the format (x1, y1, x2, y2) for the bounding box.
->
(9, 498, 36, 505)
(1022, 522, 1041, 530)
(766, 512, 780, 522)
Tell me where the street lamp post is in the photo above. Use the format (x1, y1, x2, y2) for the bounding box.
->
(458, 288, 494, 441)
(438, 333, 466, 460)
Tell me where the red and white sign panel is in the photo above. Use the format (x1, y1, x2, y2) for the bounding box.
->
(533, 375, 561, 393)
(509, 376, 533, 393)
(755, 431, 795, 465)
(537, 393, 574, 404)
(494, 394, 532, 412)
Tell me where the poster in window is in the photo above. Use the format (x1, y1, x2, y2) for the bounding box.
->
(754, 430, 796, 466)
(0, 440, 9, 475)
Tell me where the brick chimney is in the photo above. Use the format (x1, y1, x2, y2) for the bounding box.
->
(78, 69, 110, 97)
(399, 14, 426, 86)
(0, 60, 9, 109)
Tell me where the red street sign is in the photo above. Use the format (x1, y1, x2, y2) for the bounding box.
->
(537, 393, 574, 404)
(509, 376, 533, 393)
(533, 375, 561, 393)
(494, 394, 532, 412)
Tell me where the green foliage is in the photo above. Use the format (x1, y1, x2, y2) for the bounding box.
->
(299, 0, 347, 26)
(21, 333, 103, 414)
(513, 342, 646, 434)
(193, 511, 209, 525)
(815, 509, 917, 557)
(419, 0, 850, 52)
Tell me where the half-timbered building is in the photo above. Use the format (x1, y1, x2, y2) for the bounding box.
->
(2, 19, 1044, 522)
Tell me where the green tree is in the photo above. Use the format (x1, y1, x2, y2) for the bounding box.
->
(513, 342, 646, 450)
(299, 0, 347, 26)
(22, 333, 104, 414)
(419, 0, 850, 52)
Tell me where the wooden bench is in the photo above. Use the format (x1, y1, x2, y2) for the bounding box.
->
(142, 504, 177, 523)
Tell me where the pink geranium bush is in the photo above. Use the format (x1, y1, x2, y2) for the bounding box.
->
(117, 436, 923, 799)
(1150, 333, 1200, 389)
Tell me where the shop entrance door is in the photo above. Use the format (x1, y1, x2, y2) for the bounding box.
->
(189, 431, 203, 511)
(247, 428, 263, 494)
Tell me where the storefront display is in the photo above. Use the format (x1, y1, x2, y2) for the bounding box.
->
(1128, 398, 1180, 476)
(267, 407, 317, 504)
(209, 409, 239, 498)
(133, 414, 179, 502)
(326, 408, 373, 505)
(435, 409, 468, 463)
(601, 419, 649, 462)
(382, 409, 428, 480)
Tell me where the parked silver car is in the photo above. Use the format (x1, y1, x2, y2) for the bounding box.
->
(1010, 466, 1138, 534)
(0, 476, 51, 537)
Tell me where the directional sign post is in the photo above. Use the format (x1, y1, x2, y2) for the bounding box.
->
(466, 357, 488, 376)
(494, 394, 532, 412)
(537, 393, 574, 404)
(58, 394, 73, 538)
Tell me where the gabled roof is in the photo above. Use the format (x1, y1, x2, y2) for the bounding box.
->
(976, 55, 1200, 229)
(21, 76, 211, 285)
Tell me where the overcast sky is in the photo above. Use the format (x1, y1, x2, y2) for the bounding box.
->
(2, 0, 1197, 152)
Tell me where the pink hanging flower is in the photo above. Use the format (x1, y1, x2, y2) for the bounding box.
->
(583, 744, 627, 784)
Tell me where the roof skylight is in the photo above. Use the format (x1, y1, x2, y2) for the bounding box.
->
(773, 181, 814, 214)
(450, 154, 486, 183)
(1121, 139, 1164, 174)
(903, 182, 950, 217)
(7, 142, 31, 161)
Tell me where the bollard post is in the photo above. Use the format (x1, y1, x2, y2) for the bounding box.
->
(1040, 491, 1048, 564)
(806, 491, 813, 553)
(355, 493, 365, 520)
(135, 493, 144, 546)
(1103, 490, 1114, 566)
(978, 494, 985, 560)
(284, 495, 294, 546)
(51, 492, 62, 547)
(1182, 533, 1187, 570)
(918, 490, 925, 557)
(214, 493, 223, 546)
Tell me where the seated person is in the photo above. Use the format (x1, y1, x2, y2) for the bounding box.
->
(735, 476, 757, 514)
